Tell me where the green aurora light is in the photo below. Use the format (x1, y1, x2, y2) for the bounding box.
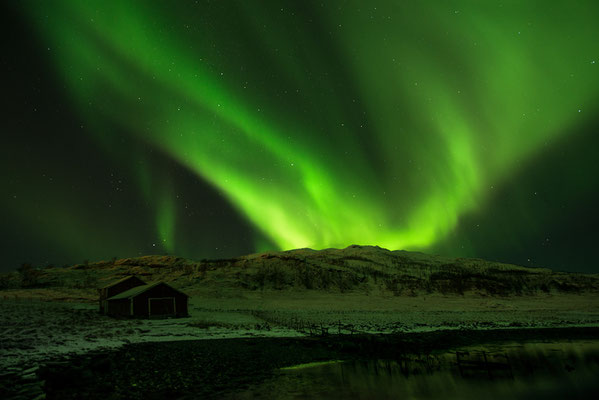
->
(14, 1, 599, 261)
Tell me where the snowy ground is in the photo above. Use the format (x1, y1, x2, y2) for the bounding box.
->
(0, 299, 300, 371)
(2, 292, 599, 371)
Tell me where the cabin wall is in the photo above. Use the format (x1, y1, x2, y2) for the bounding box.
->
(176, 294, 188, 316)
(99, 277, 145, 314)
(131, 284, 188, 317)
(106, 298, 131, 317)
(132, 296, 150, 317)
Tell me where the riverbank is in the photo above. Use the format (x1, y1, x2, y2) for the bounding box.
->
(3, 327, 599, 400)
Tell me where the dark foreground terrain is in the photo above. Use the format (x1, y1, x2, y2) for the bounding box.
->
(3, 327, 599, 399)
(2, 246, 599, 399)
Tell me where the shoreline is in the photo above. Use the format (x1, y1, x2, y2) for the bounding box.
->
(3, 326, 599, 400)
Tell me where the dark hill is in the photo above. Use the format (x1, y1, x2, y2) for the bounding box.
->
(3, 245, 597, 298)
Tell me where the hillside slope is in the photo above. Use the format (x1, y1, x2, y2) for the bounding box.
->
(2, 245, 598, 300)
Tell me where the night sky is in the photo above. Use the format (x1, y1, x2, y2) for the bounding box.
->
(2, 1, 598, 273)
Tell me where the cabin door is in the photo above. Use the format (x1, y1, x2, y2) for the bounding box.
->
(148, 297, 175, 316)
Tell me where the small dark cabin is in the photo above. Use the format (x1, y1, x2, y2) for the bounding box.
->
(98, 275, 146, 314)
(104, 282, 189, 318)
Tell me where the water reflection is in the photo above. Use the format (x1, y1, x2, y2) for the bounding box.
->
(228, 341, 599, 399)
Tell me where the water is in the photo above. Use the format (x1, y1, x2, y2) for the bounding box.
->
(227, 341, 599, 399)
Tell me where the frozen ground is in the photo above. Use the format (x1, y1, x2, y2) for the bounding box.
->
(0, 299, 300, 371)
(2, 292, 599, 371)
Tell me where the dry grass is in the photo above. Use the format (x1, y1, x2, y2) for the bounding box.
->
(2, 246, 598, 300)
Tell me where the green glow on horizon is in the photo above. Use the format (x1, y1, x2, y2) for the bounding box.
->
(20, 1, 599, 255)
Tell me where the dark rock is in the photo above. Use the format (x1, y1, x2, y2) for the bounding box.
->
(0, 371, 18, 380)
(20, 373, 37, 382)
(17, 382, 43, 394)
(21, 366, 39, 375)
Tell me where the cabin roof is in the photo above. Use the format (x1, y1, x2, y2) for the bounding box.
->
(106, 281, 188, 300)
(100, 275, 145, 290)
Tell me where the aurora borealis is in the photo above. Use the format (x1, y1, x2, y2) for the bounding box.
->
(2, 1, 599, 272)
